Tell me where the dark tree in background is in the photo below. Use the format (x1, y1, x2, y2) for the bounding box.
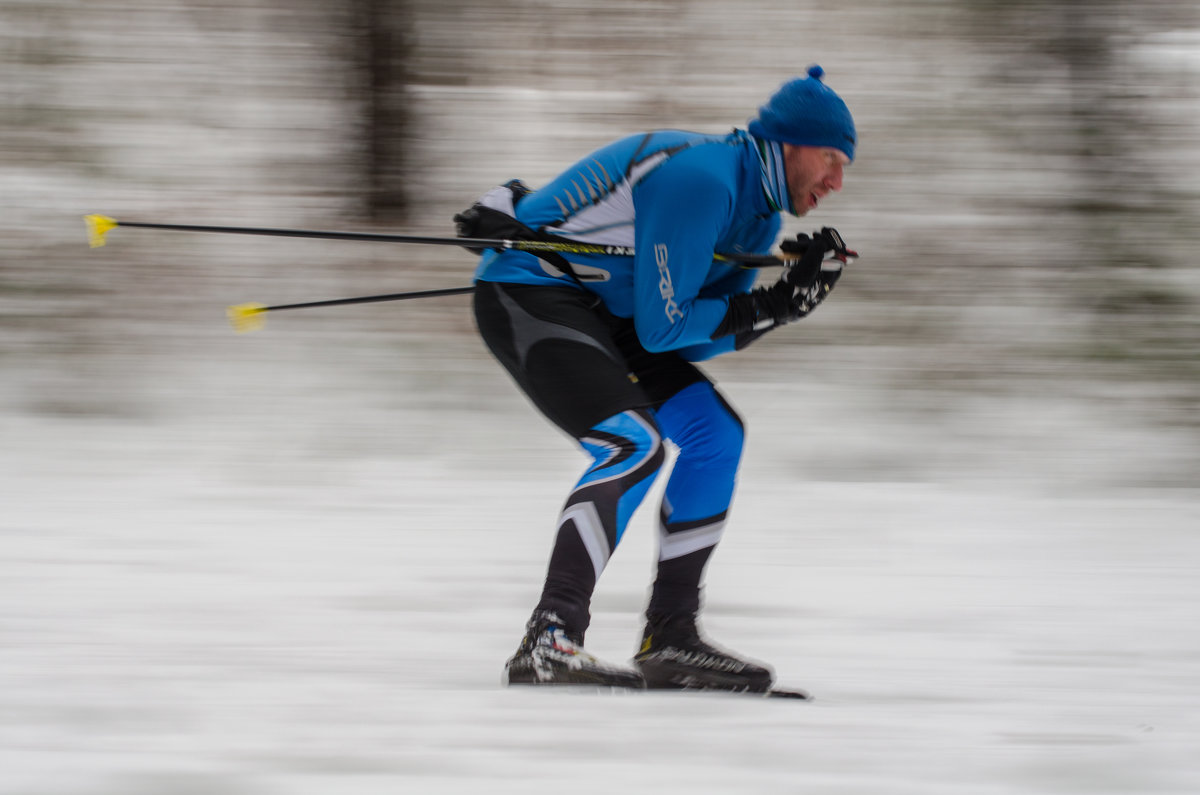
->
(358, 0, 413, 222)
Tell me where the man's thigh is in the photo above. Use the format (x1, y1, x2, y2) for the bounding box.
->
(474, 281, 648, 437)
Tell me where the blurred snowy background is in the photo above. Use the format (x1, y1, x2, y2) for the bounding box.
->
(2, 1, 1199, 793)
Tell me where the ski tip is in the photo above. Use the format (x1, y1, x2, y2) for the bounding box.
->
(84, 214, 119, 248)
(767, 687, 813, 701)
(227, 302, 268, 333)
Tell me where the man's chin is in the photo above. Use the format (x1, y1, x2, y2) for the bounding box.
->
(788, 192, 814, 216)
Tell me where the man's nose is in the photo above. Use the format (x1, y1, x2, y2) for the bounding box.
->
(826, 165, 844, 192)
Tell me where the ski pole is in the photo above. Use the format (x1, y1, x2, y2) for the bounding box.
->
(83, 214, 786, 268)
(227, 285, 476, 333)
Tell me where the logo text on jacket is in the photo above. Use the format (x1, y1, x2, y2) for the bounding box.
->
(654, 244, 684, 324)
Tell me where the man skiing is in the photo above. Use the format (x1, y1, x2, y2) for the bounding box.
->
(461, 65, 857, 692)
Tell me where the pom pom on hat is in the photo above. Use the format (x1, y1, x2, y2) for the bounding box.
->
(748, 65, 856, 162)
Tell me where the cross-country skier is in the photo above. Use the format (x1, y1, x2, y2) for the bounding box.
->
(460, 65, 857, 692)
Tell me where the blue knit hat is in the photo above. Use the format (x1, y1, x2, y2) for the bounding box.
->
(748, 65, 857, 162)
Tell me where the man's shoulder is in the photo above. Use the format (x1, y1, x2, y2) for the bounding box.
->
(636, 133, 748, 198)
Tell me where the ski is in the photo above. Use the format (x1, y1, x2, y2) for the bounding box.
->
(765, 687, 812, 700)
(505, 681, 811, 699)
(661, 685, 812, 700)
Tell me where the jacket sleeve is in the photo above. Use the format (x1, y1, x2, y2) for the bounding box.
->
(630, 161, 738, 353)
(671, 266, 761, 361)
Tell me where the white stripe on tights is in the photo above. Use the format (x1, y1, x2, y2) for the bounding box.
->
(658, 519, 726, 562)
(560, 501, 610, 580)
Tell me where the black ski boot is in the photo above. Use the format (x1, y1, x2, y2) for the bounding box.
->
(504, 610, 646, 688)
(633, 613, 774, 693)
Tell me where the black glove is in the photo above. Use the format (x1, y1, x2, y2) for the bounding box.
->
(713, 227, 856, 347)
(780, 226, 856, 317)
(779, 230, 831, 292)
(781, 226, 855, 288)
(715, 278, 800, 349)
(453, 179, 535, 254)
(453, 179, 589, 286)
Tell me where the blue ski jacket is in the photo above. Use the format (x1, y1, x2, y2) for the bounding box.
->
(473, 129, 783, 361)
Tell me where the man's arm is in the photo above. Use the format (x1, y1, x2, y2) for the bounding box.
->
(672, 267, 761, 361)
(630, 163, 738, 352)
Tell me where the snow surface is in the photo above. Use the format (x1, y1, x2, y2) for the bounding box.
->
(3, 327, 1198, 795)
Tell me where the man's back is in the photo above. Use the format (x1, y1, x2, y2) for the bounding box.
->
(475, 128, 779, 353)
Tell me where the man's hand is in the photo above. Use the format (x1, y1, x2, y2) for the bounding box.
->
(713, 227, 857, 347)
(452, 179, 535, 254)
(780, 227, 856, 317)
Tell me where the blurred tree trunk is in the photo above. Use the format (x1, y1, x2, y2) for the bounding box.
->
(359, 0, 412, 223)
(1052, 1, 1129, 225)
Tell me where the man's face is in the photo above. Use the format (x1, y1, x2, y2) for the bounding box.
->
(782, 144, 849, 215)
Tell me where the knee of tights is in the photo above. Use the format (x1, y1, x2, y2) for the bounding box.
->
(576, 408, 665, 486)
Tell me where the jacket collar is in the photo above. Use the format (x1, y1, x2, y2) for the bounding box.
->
(739, 129, 794, 217)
